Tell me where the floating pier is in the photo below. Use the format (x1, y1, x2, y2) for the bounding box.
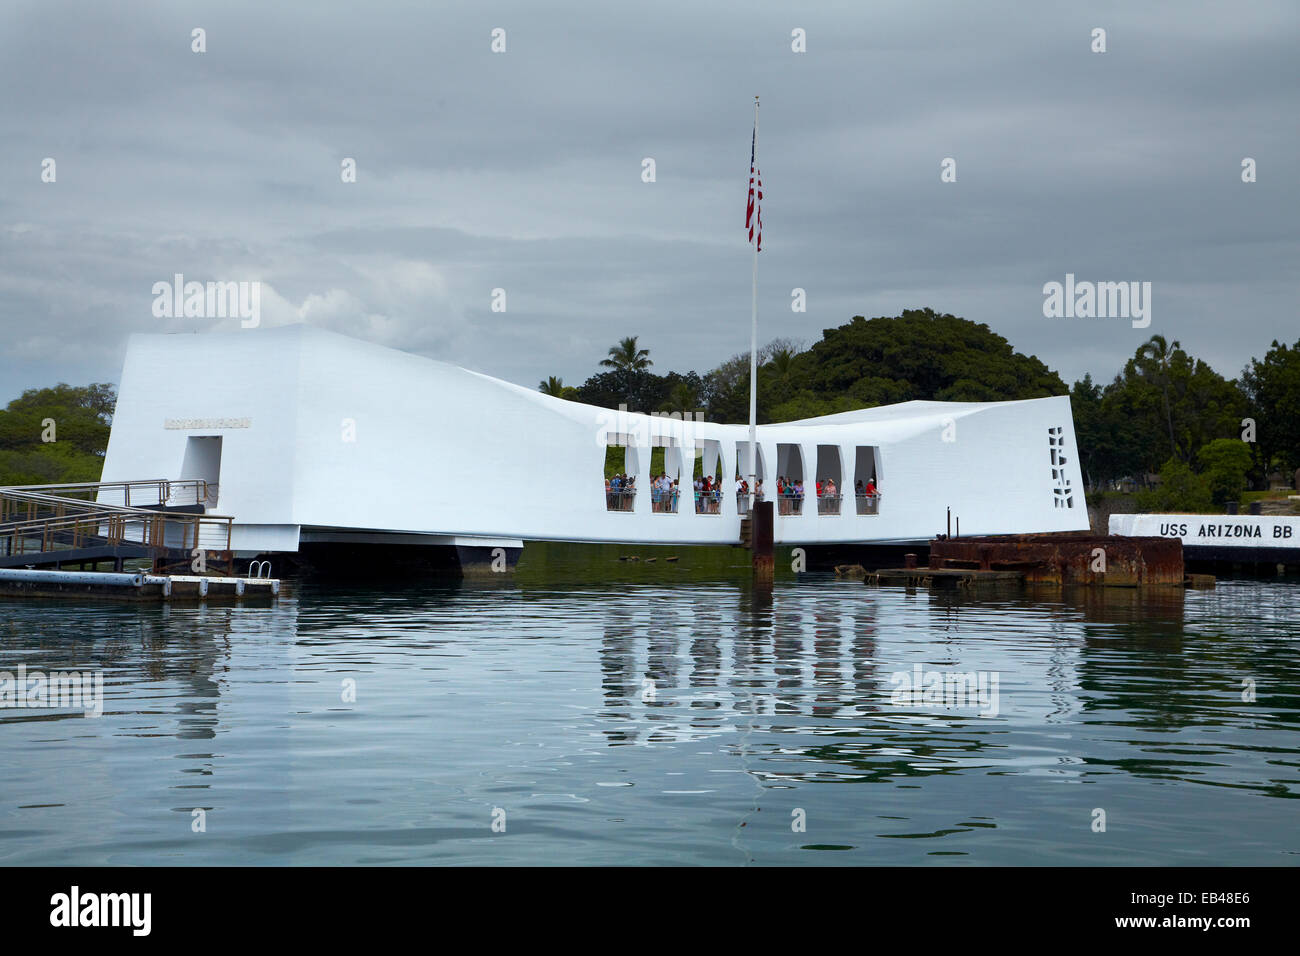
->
(0, 568, 280, 602)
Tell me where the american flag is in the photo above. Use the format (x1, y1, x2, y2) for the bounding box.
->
(746, 125, 762, 251)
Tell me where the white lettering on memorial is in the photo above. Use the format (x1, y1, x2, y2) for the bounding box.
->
(163, 418, 251, 430)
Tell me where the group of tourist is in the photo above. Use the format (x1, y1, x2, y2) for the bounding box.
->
(606, 472, 880, 513)
(605, 473, 637, 511)
(604, 473, 736, 514)
(855, 478, 880, 514)
(651, 474, 681, 513)
(693, 475, 722, 514)
(774, 476, 808, 514)
(774, 476, 808, 499)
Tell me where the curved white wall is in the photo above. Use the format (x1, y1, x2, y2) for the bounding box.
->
(100, 326, 1089, 551)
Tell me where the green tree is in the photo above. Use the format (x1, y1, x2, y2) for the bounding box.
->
(1136, 334, 1179, 460)
(1070, 375, 1108, 488)
(1135, 458, 1213, 513)
(698, 340, 792, 424)
(700, 310, 1064, 425)
(538, 376, 577, 399)
(1196, 438, 1252, 506)
(1241, 337, 1300, 478)
(1097, 339, 1246, 481)
(795, 309, 1064, 404)
(660, 380, 700, 415)
(768, 392, 869, 423)
(0, 383, 117, 486)
(768, 347, 798, 383)
(600, 336, 653, 373)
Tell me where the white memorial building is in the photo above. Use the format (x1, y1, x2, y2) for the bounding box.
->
(99, 325, 1088, 563)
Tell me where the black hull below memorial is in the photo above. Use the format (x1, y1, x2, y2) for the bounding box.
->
(267, 543, 522, 579)
(1184, 546, 1300, 570)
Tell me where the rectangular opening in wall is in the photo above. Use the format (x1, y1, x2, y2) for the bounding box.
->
(734, 441, 766, 515)
(692, 439, 723, 514)
(652, 439, 683, 514)
(775, 443, 805, 515)
(180, 436, 222, 507)
(854, 445, 880, 515)
(603, 434, 638, 511)
(815, 445, 843, 515)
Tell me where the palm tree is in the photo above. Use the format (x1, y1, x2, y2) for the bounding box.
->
(600, 336, 653, 372)
(660, 381, 699, 415)
(768, 347, 797, 383)
(538, 375, 568, 397)
(1137, 334, 1180, 460)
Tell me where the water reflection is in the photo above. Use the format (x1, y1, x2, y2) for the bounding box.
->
(0, 571, 1297, 865)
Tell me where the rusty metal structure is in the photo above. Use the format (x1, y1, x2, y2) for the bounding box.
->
(928, 532, 1183, 587)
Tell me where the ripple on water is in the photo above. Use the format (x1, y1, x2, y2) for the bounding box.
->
(0, 573, 1297, 864)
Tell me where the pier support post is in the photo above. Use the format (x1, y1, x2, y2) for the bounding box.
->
(752, 500, 774, 588)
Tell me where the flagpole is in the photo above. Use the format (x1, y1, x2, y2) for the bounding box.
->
(748, 95, 759, 511)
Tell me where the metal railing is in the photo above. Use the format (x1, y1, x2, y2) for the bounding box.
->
(606, 489, 636, 512)
(0, 478, 217, 510)
(693, 490, 722, 514)
(0, 507, 233, 559)
(651, 486, 680, 513)
(0, 482, 233, 562)
(597, 480, 875, 519)
(778, 492, 804, 516)
(817, 493, 842, 515)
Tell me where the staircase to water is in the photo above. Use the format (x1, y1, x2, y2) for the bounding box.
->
(739, 516, 753, 548)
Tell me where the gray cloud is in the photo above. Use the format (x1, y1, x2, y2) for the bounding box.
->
(2, 0, 1296, 401)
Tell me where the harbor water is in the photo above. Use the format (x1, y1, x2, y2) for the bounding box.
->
(1, 545, 1297, 865)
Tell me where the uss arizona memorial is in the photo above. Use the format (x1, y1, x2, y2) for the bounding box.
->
(99, 325, 1088, 568)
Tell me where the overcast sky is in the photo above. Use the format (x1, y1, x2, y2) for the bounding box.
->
(2, 0, 1296, 405)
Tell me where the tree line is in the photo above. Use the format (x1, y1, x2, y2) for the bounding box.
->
(3, 310, 1296, 510)
(542, 308, 1299, 506)
(0, 384, 115, 486)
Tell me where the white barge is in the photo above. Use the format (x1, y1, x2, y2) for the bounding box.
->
(1110, 513, 1300, 567)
